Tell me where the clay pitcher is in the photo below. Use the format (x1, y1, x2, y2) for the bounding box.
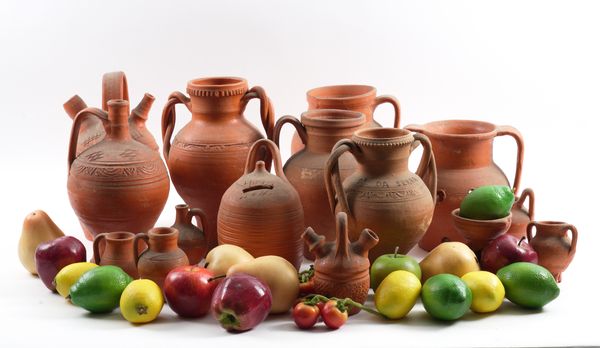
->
(325, 128, 437, 262)
(405, 120, 524, 251)
(508, 188, 535, 239)
(93, 232, 138, 278)
(302, 212, 379, 313)
(290, 85, 401, 153)
(134, 227, 190, 288)
(527, 221, 578, 282)
(161, 77, 274, 250)
(217, 139, 304, 270)
(273, 109, 365, 259)
(171, 204, 208, 265)
(67, 100, 170, 240)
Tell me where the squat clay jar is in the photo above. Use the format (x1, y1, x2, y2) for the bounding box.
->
(93, 232, 138, 278)
(527, 221, 578, 282)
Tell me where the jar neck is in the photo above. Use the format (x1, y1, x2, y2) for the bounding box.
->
(174, 206, 189, 224)
(105, 239, 133, 255)
(430, 137, 494, 169)
(190, 95, 244, 121)
(149, 236, 179, 252)
(305, 125, 363, 153)
(355, 145, 410, 176)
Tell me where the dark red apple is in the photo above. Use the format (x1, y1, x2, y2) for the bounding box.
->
(481, 234, 538, 273)
(35, 236, 86, 291)
(164, 266, 218, 318)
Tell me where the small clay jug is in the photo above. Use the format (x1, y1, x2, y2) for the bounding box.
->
(93, 232, 138, 278)
(171, 204, 208, 265)
(134, 227, 189, 288)
(325, 128, 437, 262)
(508, 188, 535, 239)
(217, 139, 304, 270)
(527, 221, 578, 282)
(302, 212, 379, 313)
(162, 77, 274, 251)
(290, 85, 401, 152)
(405, 120, 524, 251)
(67, 100, 170, 240)
(273, 109, 365, 259)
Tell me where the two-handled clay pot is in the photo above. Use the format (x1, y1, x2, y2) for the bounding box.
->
(170, 204, 208, 265)
(527, 221, 578, 282)
(93, 232, 139, 278)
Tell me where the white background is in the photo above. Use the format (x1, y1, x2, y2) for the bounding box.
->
(1, 0, 599, 347)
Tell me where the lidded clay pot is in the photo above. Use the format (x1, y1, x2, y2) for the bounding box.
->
(325, 128, 437, 262)
(93, 232, 139, 278)
(67, 100, 170, 240)
(527, 221, 578, 282)
(273, 109, 365, 259)
(217, 139, 304, 270)
(161, 77, 274, 251)
(171, 204, 208, 265)
(508, 188, 535, 239)
(406, 120, 524, 251)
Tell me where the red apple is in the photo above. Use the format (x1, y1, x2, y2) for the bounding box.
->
(481, 234, 538, 273)
(163, 266, 218, 318)
(35, 236, 86, 291)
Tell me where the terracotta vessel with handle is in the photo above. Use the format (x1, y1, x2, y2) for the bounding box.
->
(171, 204, 208, 265)
(508, 188, 535, 239)
(325, 128, 437, 262)
(162, 77, 274, 250)
(67, 100, 170, 240)
(273, 109, 365, 259)
(217, 139, 304, 270)
(527, 221, 578, 282)
(93, 232, 138, 278)
(405, 120, 524, 251)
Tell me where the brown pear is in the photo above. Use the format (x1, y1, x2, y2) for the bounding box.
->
(419, 241, 480, 282)
(18, 210, 65, 275)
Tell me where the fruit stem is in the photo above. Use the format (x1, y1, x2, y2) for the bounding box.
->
(208, 274, 226, 282)
(518, 236, 526, 247)
(303, 294, 387, 319)
(298, 265, 314, 283)
(218, 311, 239, 329)
(394, 246, 399, 258)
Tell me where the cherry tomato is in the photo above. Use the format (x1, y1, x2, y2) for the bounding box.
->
(320, 300, 348, 330)
(292, 302, 320, 329)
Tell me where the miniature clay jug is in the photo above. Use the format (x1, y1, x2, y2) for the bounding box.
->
(67, 100, 170, 240)
(302, 212, 379, 312)
(273, 109, 365, 259)
(93, 232, 138, 278)
(325, 128, 437, 262)
(290, 85, 401, 153)
(162, 77, 274, 250)
(134, 227, 190, 288)
(527, 221, 578, 282)
(217, 139, 304, 270)
(171, 204, 208, 265)
(405, 120, 524, 251)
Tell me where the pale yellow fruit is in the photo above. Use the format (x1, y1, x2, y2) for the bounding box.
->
(54, 262, 98, 298)
(18, 210, 65, 275)
(461, 271, 505, 313)
(420, 242, 480, 282)
(205, 244, 254, 276)
(120, 279, 164, 324)
(375, 270, 421, 319)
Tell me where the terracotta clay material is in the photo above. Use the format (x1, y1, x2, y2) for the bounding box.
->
(134, 227, 190, 288)
(93, 232, 139, 278)
(508, 188, 535, 239)
(217, 139, 304, 270)
(162, 77, 274, 250)
(290, 85, 401, 153)
(171, 204, 208, 265)
(325, 128, 437, 262)
(67, 100, 170, 240)
(273, 109, 365, 259)
(405, 120, 524, 251)
(451, 209, 512, 253)
(527, 221, 578, 282)
(302, 212, 379, 314)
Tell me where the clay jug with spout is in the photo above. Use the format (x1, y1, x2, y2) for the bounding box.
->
(527, 221, 578, 282)
(171, 204, 208, 265)
(93, 232, 138, 278)
(161, 77, 274, 250)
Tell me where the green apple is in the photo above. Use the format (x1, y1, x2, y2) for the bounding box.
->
(370, 247, 421, 290)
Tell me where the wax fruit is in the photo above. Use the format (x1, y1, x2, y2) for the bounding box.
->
(120, 279, 164, 324)
(292, 302, 320, 329)
(420, 242, 479, 282)
(461, 271, 505, 313)
(35, 236, 86, 291)
(18, 210, 65, 275)
(459, 185, 515, 220)
(497, 262, 560, 309)
(370, 247, 421, 290)
(481, 234, 538, 273)
(421, 274, 472, 321)
(53, 262, 98, 298)
(69, 265, 133, 313)
(374, 270, 421, 319)
(320, 300, 348, 330)
(205, 244, 254, 276)
(163, 266, 218, 318)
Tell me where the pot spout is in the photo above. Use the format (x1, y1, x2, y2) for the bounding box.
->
(302, 227, 330, 259)
(131, 93, 155, 123)
(352, 228, 379, 257)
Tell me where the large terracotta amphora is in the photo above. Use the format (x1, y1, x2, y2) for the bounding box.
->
(161, 77, 274, 250)
(67, 100, 170, 240)
(527, 221, 578, 282)
(273, 109, 365, 259)
(290, 85, 401, 153)
(325, 128, 437, 262)
(405, 120, 524, 251)
(93, 232, 139, 278)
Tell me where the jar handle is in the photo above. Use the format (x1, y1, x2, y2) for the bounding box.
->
(526, 222, 537, 243)
(515, 188, 535, 220)
(92, 233, 106, 265)
(68, 108, 109, 171)
(133, 233, 149, 266)
(411, 133, 438, 203)
(63, 95, 88, 119)
(567, 224, 578, 256)
(273, 115, 308, 150)
(187, 207, 208, 233)
(161, 91, 192, 161)
(374, 95, 401, 128)
(324, 139, 359, 215)
(495, 125, 524, 194)
(244, 139, 287, 181)
(102, 71, 129, 110)
(240, 86, 275, 139)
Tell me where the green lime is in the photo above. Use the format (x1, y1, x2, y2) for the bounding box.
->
(496, 262, 559, 309)
(69, 265, 133, 313)
(459, 185, 514, 220)
(421, 274, 472, 321)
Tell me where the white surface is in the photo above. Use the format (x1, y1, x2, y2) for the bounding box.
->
(1, 0, 599, 347)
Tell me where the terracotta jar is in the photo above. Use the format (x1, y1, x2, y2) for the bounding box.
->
(325, 128, 437, 262)
(67, 100, 170, 240)
(508, 188, 535, 239)
(134, 227, 189, 288)
(527, 221, 578, 282)
(302, 212, 379, 312)
(161, 77, 274, 250)
(291, 85, 401, 153)
(217, 139, 304, 270)
(273, 109, 365, 259)
(406, 120, 524, 251)
(93, 232, 138, 278)
(171, 204, 208, 265)
(452, 209, 512, 253)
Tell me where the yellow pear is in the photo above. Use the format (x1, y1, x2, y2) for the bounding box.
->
(18, 210, 65, 275)
(204, 244, 254, 276)
(420, 242, 480, 282)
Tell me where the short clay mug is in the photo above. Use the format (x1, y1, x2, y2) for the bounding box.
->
(93, 232, 138, 278)
(527, 221, 578, 282)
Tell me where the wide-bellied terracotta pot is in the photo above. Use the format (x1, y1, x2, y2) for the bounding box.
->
(527, 221, 578, 282)
(273, 109, 365, 259)
(93, 232, 138, 278)
(406, 120, 524, 251)
(170, 204, 208, 265)
(161, 77, 274, 250)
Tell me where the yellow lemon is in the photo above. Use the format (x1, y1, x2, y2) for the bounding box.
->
(461, 271, 505, 313)
(119, 279, 164, 324)
(53, 262, 98, 298)
(374, 270, 421, 319)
